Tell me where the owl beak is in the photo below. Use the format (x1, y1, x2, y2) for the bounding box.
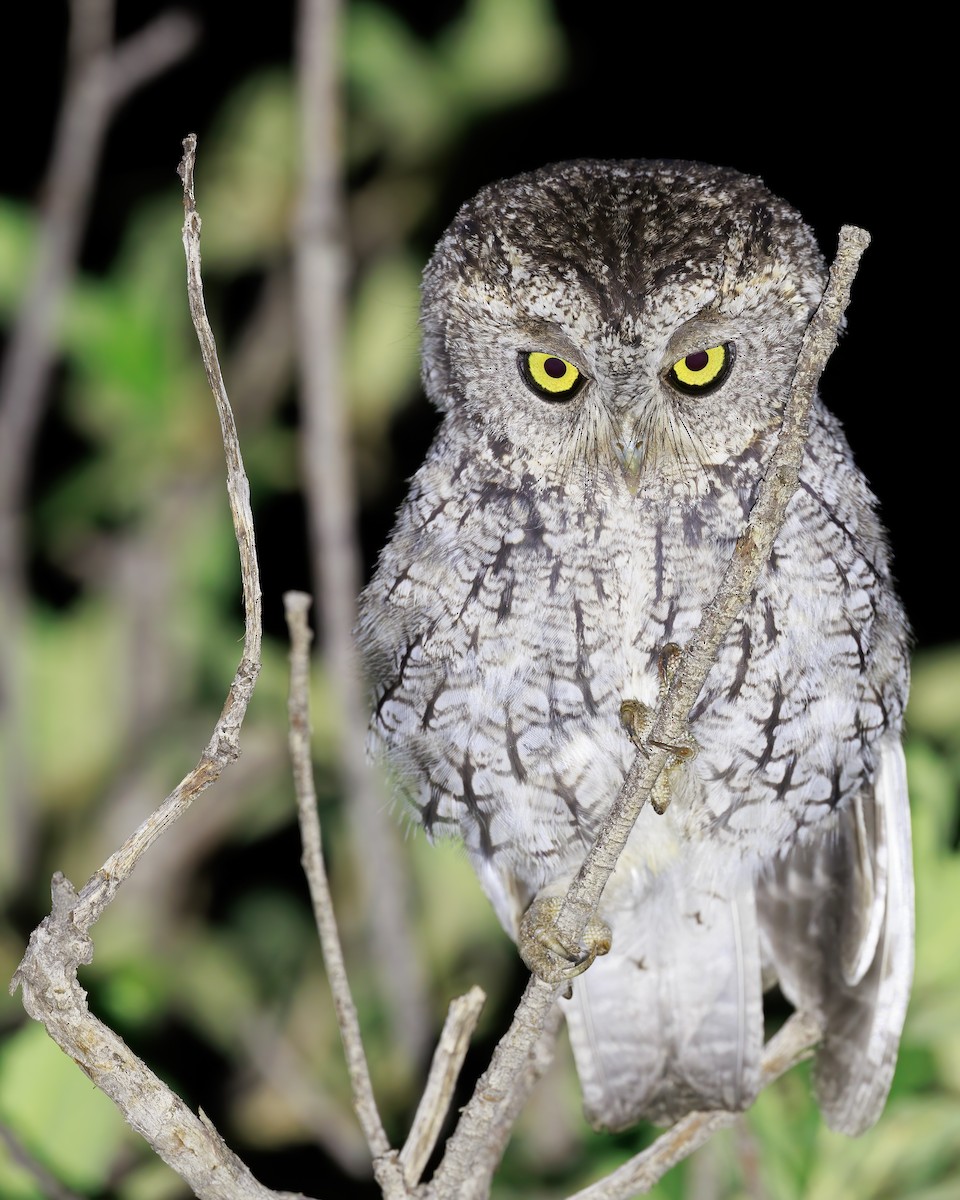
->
(614, 438, 644, 496)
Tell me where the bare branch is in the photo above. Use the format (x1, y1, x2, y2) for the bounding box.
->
(0, 0, 200, 556)
(65, 0, 113, 70)
(13, 877, 307, 1200)
(177, 135, 263, 670)
(283, 591, 406, 1198)
(7, 135, 301, 1200)
(293, 0, 432, 1065)
(429, 227, 871, 1199)
(427, 978, 559, 1199)
(400, 986, 487, 1186)
(49, 134, 265, 932)
(566, 1013, 822, 1199)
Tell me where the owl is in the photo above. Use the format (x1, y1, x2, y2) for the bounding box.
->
(356, 159, 913, 1136)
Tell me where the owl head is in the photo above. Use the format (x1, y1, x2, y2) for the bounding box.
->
(420, 159, 828, 488)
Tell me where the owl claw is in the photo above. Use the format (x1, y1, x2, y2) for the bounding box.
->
(620, 643, 699, 814)
(518, 896, 612, 984)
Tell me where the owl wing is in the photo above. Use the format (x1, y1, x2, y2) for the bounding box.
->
(561, 876, 765, 1130)
(757, 732, 914, 1135)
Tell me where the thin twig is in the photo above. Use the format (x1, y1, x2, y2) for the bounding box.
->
(427, 976, 559, 1199)
(177, 136, 262, 675)
(400, 986, 487, 1186)
(283, 591, 407, 1199)
(53, 134, 265, 932)
(294, 0, 432, 1065)
(565, 1013, 822, 1200)
(8, 135, 302, 1200)
(429, 227, 871, 1200)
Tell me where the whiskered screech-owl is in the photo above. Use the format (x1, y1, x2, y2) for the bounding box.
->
(356, 159, 913, 1134)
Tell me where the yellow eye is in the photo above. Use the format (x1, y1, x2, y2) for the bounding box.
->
(519, 351, 585, 400)
(667, 343, 733, 395)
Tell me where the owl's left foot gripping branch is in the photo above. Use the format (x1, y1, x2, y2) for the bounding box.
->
(518, 892, 612, 986)
(620, 642, 700, 816)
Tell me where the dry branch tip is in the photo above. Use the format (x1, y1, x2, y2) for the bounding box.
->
(179, 132, 197, 198)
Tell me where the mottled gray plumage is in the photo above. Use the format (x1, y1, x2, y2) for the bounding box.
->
(357, 159, 913, 1134)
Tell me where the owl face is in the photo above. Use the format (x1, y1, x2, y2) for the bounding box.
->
(421, 159, 828, 488)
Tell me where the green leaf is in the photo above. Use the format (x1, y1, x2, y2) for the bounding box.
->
(26, 601, 126, 809)
(347, 250, 421, 428)
(0, 1022, 133, 1193)
(195, 71, 298, 268)
(0, 200, 36, 315)
(908, 645, 960, 746)
(441, 0, 568, 110)
(346, 4, 455, 159)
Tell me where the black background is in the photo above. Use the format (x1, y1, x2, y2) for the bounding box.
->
(4, 1, 943, 649)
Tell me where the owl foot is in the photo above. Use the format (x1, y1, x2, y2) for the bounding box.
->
(620, 643, 699, 815)
(518, 895, 612, 986)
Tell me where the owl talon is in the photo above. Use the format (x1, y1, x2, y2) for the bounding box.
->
(620, 644, 699, 815)
(518, 896, 611, 985)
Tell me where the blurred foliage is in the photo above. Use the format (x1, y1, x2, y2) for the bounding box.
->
(0, 2, 957, 1199)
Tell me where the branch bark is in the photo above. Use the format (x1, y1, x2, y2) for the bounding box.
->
(8, 135, 306, 1200)
(428, 226, 871, 1200)
(400, 986, 487, 1186)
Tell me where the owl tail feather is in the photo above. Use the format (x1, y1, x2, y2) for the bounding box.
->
(757, 734, 915, 1136)
(561, 877, 764, 1131)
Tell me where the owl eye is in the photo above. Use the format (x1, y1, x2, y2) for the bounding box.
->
(667, 343, 734, 395)
(518, 351, 586, 400)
